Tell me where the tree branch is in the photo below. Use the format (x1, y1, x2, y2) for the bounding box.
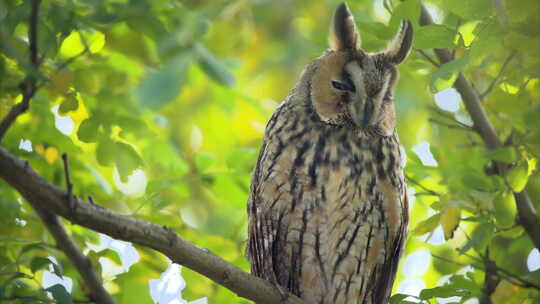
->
(480, 52, 515, 99)
(0, 0, 42, 143)
(418, 2, 540, 250)
(415, 49, 440, 67)
(33, 207, 117, 304)
(0, 146, 304, 304)
(479, 249, 499, 304)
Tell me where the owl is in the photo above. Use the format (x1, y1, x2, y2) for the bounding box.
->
(247, 3, 412, 304)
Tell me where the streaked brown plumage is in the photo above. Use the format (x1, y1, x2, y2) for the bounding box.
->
(247, 3, 412, 303)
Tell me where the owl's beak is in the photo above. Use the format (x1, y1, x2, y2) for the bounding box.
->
(349, 100, 373, 129)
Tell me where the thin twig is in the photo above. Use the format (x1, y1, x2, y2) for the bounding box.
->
(429, 118, 473, 131)
(414, 192, 439, 197)
(433, 253, 540, 291)
(405, 175, 441, 196)
(419, 3, 540, 250)
(0, 146, 305, 304)
(37, 48, 90, 90)
(0, 0, 42, 143)
(61, 153, 74, 209)
(480, 52, 516, 99)
(415, 49, 440, 67)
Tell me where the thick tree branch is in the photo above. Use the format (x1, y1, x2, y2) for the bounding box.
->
(27, 153, 118, 304)
(0, 146, 304, 304)
(33, 207, 117, 304)
(479, 249, 499, 304)
(418, 2, 540, 250)
(0, 0, 41, 143)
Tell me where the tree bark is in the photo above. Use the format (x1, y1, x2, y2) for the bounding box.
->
(0, 146, 304, 304)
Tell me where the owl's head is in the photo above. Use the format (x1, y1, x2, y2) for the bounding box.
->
(308, 2, 413, 135)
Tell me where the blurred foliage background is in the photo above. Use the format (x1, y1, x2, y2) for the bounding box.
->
(1, 0, 539, 303)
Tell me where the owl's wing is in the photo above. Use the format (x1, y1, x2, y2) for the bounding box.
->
(372, 188, 409, 302)
(246, 138, 294, 291)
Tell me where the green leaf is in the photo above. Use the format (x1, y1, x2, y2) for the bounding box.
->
(96, 138, 116, 166)
(440, 205, 461, 240)
(195, 43, 235, 87)
(494, 191, 517, 228)
(195, 152, 216, 173)
(136, 54, 191, 109)
(484, 147, 520, 163)
(115, 142, 143, 182)
(51, 261, 63, 278)
(390, 0, 420, 28)
(60, 30, 104, 58)
(419, 285, 469, 299)
(413, 213, 440, 236)
(506, 162, 529, 192)
(429, 53, 469, 93)
(459, 222, 494, 254)
(390, 293, 410, 304)
(77, 118, 100, 143)
(415, 25, 456, 49)
(20, 243, 52, 255)
(45, 284, 72, 304)
(99, 249, 122, 265)
(443, 0, 493, 20)
(30, 257, 52, 273)
(58, 93, 79, 114)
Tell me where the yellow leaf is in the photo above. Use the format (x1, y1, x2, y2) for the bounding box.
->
(44, 147, 59, 164)
(440, 204, 461, 240)
(60, 31, 105, 58)
(88, 31, 105, 53)
(49, 70, 74, 97)
(491, 280, 528, 304)
(35, 144, 45, 155)
(60, 32, 84, 58)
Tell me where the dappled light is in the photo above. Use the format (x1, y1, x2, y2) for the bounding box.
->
(0, 0, 539, 303)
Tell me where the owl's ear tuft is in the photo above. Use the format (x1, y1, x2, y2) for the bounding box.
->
(329, 3, 359, 51)
(384, 20, 413, 64)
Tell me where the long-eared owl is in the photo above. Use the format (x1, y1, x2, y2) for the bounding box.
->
(247, 3, 412, 303)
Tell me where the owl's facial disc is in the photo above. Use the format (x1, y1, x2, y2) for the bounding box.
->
(343, 61, 391, 129)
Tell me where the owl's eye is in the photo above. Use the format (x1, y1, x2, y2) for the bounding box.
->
(331, 80, 355, 92)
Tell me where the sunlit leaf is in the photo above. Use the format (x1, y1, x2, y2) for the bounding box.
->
(413, 213, 440, 236)
(115, 142, 143, 182)
(459, 222, 494, 254)
(493, 191, 516, 228)
(44, 147, 59, 164)
(50, 70, 74, 97)
(58, 93, 79, 114)
(96, 138, 116, 166)
(77, 118, 100, 143)
(440, 205, 461, 240)
(506, 162, 529, 192)
(429, 53, 469, 93)
(491, 280, 529, 304)
(60, 30, 105, 58)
